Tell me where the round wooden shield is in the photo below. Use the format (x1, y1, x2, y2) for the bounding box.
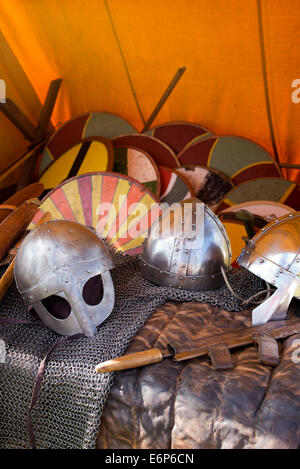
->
(216, 177, 300, 213)
(30, 172, 160, 255)
(39, 137, 114, 190)
(111, 134, 179, 168)
(219, 200, 295, 218)
(177, 136, 282, 184)
(158, 166, 194, 204)
(113, 146, 161, 197)
(144, 121, 214, 154)
(176, 165, 233, 211)
(39, 112, 137, 175)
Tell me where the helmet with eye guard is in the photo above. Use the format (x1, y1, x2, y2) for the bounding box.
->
(14, 220, 115, 337)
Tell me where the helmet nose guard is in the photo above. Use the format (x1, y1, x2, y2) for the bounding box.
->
(14, 220, 115, 337)
(237, 212, 300, 325)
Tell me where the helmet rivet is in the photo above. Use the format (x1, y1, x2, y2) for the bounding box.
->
(65, 279, 69, 283)
(185, 249, 189, 254)
(275, 274, 279, 277)
(279, 269, 283, 273)
(259, 259, 264, 263)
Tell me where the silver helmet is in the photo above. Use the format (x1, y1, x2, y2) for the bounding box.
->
(140, 199, 232, 290)
(14, 220, 115, 337)
(237, 212, 300, 325)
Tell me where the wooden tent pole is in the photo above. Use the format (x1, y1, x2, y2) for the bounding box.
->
(0, 98, 36, 141)
(279, 163, 300, 170)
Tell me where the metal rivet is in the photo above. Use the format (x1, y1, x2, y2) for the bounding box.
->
(192, 277, 196, 280)
(297, 259, 300, 263)
(180, 276, 183, 280)
(43, 288, 48, 292)
(275, 274, 279, 277)
(279, 269, 283, 273)
(271, 281, 276, 285)
(259, 259, 264, 263)
(185, 249, 189, 254)
(65, 279, 69, 283)
(182, 264, 186, 268)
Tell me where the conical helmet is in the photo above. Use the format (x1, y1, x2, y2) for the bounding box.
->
(237, 212, 300, 325)
(14, 220, 115, 337)
(140, 199, 232, 290)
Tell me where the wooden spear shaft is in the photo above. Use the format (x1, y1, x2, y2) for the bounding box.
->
(141, 67, 186, 133)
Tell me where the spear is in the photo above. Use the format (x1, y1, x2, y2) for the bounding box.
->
(95, 319, 300, 373)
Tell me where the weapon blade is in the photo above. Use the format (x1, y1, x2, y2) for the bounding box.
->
(95, 320, 300, 373)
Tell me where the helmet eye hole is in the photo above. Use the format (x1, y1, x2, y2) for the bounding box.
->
(41, 295, 71, 319)
(82, 274, 104, 306)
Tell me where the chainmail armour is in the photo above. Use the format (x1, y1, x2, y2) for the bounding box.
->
(0, 251, 265, 449)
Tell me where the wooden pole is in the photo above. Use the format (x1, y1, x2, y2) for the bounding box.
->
(141, 67, 186, 133)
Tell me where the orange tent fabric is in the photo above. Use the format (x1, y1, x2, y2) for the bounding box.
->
(0, 0, 300, 187)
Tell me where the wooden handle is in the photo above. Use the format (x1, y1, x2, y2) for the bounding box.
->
(95, 348, 163, 373)
(0, 211, 52, 300)
(0, 260, 15, 301)
(0, 198, 40, 261)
